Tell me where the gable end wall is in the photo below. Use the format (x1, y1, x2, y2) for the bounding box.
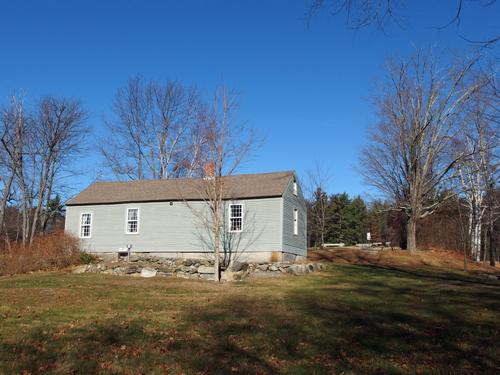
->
(281, 176, 307, 256)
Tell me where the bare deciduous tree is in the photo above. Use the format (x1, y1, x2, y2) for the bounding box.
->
(305, 162, 332, 247)
(457, 97, 498, 261)
(0, 96, 25, 240)
(0, 94, 87, 246)
(454, 67, 499, 264)
(306, 0, 404, 30)
(481, 76, 500, 266)
(31, 97, 87, 242)
(360, 51, 486, 252)
(100, 77, 203, 180)
(306, 0, 499, 46)
(183, 86, 254, 281)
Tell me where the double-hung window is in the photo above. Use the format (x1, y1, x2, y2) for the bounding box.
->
(229, 204, 243, 232)
(80, 213, 92, 238)
(293, 209, 298, 236)
(126, 208, 139, 234)
(293, 180, 298, 196)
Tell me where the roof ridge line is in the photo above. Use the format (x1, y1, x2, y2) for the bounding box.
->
(93, 170, 294, 185)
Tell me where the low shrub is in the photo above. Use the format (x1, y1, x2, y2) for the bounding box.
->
(80, 251, 98, 265)
(0, 232, 82, 275)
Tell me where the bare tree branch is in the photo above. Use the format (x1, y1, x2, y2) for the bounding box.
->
(360, 50, 488, 251)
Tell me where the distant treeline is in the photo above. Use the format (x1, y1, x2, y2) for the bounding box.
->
(307, 190, 500, 262)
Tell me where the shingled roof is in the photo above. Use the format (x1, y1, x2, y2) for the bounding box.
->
(66, 171, 295, 206)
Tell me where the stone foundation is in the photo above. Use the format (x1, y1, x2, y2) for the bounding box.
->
(72, 255, 326, 282)
(88, 250, 305, 264)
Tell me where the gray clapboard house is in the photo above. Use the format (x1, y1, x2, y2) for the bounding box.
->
(65, 171, 307, 262)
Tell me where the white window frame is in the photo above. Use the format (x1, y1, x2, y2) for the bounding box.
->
(125, 207, 140, 234)
(79, 212, 92, 239)
(293, 208, 298, 236)
(228, 203, 244, 233)
(293, 180, 298, 196)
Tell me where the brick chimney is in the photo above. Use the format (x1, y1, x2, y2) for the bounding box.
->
(203, 162, 215, 179)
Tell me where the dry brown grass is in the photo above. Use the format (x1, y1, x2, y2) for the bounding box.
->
(0, 232, 82, 275)
(1, 263, 498, 374)
(308, 247, 500, 276)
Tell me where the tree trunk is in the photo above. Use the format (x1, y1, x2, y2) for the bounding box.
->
(213, 185, 222, 282)
(471, 217, 482, 262)
(407, 217, 417, 252)
(213, 217, 221, 282)
(0, 172, 15, 235)
(214, 243, 220, 281)
(488, 211, 496, 267)
(464, 245, 467, 271)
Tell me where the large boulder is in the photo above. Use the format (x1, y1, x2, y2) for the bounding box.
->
(198, 266, 215, 274)
(112, 267, 127, 275)
(125, 266, 141, 274)
(157, 265, 175, 273)
(140, 268, 157, 278)
(86, 264, 100, 273)
(72, 265, 89, 274)
(199, 273, 215, 280)
(287, 264, 307, 275)
(229, 261, 249, 272)
(257, 264, 269, 271)
(222, 270, 249, 282)
(182, 259, 194, 266)
(174, 259, 185, 266)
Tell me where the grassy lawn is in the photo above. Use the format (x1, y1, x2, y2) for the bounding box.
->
(0, 261, 499, 374)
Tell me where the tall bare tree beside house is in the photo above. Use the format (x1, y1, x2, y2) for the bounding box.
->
(0, 142, 12, 239)
(305, 163, 331, 247)
(100, 77, 147, 179)
(100, 77, 203, 180)
(360, 51, 487, 252)
(0, 95, 25, 241)
(0, 95, 31, 246)
(0, 94, 87, 246)
(184, 86, 254, 281)
(481, 75, 500, 266)
(30, 97, 87, 242)
(456, 78, 499, 262)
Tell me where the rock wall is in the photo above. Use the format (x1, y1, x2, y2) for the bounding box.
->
(72, 255, 327, 281)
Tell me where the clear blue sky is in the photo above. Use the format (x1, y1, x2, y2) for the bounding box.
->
(0, 0, 498, 198)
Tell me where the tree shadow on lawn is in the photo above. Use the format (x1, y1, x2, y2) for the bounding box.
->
(305, 266, 500, 370)
(1, 266, 499, 374)
(0, 318, 166, 374)
(163, 267, 500, 374)
(0, 303, 298, 374)
(362, 263, 500, 287)
(313, 248, 500, 287)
